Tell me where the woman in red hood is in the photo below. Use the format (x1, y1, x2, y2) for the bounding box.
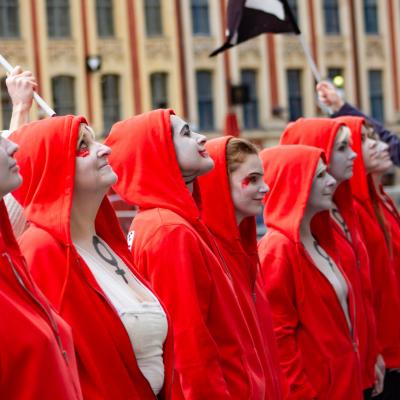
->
(336, 116, 400, 400)
(10, 115, 173, 400)
(198, 136, 286, 399)
(259, 145, 363, 399)
(280, 118, 382, 398)
(0, 133, 82, 399)
(105, 109, 275, 399)
(358, 128, 400, 399)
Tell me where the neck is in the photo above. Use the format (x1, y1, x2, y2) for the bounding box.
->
(185, 180, 194, 193)
(300, 209, 315, 241)
(372, 173, 383, 191)
(70, 190, 105, 245)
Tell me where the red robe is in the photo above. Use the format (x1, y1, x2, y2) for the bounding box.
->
(280, 117, 377, 388)
(106, 109, 273, 399)
(258, 145, 363, 400)
(0, 198, 83, 399)
(378, 185, 400, 293)
(10, 115, 173, 400)
(198, 136, 287, 399)
(336, 116, 400, 368)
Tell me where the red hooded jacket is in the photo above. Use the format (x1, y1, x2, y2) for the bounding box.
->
(106, 109, 273, 399)
(280, 118, 377, 388)
(378, 186, 400, 296)
(336, 116, 400, 368)
(10, 116, 173, 400)
(258, 145, 363, 400)
(198, 136, 286, 399)
(0, 199, 82, 399)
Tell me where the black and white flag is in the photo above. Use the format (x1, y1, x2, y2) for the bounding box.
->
(210, 0, 300, 57)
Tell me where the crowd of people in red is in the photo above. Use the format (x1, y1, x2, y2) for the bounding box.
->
(1, 66, 400, 399)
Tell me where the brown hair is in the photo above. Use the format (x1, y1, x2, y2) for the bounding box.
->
(226, 138, 259, 175)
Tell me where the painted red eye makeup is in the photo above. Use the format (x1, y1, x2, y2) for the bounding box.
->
(241, 177, 251, 188)
(77, 148, 89, 157)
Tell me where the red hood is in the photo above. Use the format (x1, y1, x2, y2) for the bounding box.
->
(198, 136, 257, 254)
(9, 116, 128, 251)
(105, 109, 203, 224)
(334, 116, 369, 203)
(279, 117, 358, 241)
(0, 199, 21, 256)
(260, 145, 325, 243)
(280, 117, 345, 165)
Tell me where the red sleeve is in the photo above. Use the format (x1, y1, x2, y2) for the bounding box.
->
(18, 227, 68, 312)
(135, 224, 232, 399)
(259, 248, 317, 400)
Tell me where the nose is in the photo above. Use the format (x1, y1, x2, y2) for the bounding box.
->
(370, 139, 377, 148)
(327, 173, 337, 188)
(97, 143, 112, 157)
(349, 150, 357, 161)
(195, 132, 207, 146)
(260, 182, 269, 194)
(6, 138, 19, 156)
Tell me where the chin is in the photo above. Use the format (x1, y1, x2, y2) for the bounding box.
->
(197, 159, 215, 176)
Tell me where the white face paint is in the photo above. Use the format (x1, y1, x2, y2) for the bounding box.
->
(171, 115, 214, 183)
(362, 136, 379, 174)
(0, 136, 22, 198)
(74, 124, 117, 195)
(308, 158, 337, 213)
(371, 140, 393, 175)
(230, 154, 269, 224)
(329, 126, 357, 183)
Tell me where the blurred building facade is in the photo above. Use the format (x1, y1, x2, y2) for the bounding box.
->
(0, 0, 400, 146)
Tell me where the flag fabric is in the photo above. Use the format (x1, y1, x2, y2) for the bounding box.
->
(210, 0, 300, 57)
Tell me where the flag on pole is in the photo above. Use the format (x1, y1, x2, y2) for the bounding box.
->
(210, 0, 300, 57)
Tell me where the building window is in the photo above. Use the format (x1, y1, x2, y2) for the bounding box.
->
(191, 0, 210, 35)
(286, 69, 303, 121)
(1, 78, 12, 129)
(46, 0, 71, 38)
(96, 0, 114, 38)
(144, 0, 162, 37)
(323, 0, 340, 34)
(368, 70, 384, 122)
(51, 76, 75, 115)
(150, 72, 168, 109)
(241, 69, 259, 129)
(286, 0, 299, 26)
(196, 71, 214, 131)
(102, 74, 120, 134)
(363, 0, 378, 34)
(0, 0, 20, 38)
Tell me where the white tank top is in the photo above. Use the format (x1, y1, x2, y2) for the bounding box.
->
(75, 242, 168, 395)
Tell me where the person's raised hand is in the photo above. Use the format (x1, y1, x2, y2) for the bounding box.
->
(6, 66, 38, 112)
(316, 80, 344, 113)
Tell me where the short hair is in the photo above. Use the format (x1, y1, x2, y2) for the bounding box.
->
(226, 138, 259, 175)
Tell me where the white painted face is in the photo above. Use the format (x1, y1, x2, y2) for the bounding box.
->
(74, 124, 117, 195)
(308, 158, 337, 213)
(230, 154, 269, 224)
(362, 135, 379, 174)
(371, 140, 393, 175)
(329, 126, 357, 183)
(171, 115, 214, 183)
(0, 135, 22, 198)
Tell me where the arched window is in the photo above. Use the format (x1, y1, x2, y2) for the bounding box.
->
(51, 76, 75, 115)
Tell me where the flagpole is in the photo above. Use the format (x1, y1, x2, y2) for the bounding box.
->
(297, 34, 322, 83)
(0, 54, 56, 117)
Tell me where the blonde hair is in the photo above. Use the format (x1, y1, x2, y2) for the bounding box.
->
(226, 138, 259, 175)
